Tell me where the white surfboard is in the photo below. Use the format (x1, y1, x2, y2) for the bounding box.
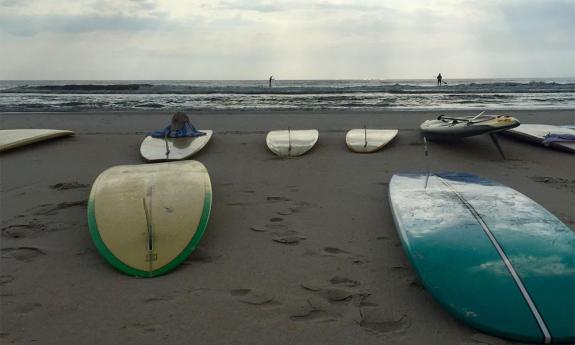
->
(266, 129, 319, 157)
(505, 124, 575, 153)
(0, 129, 74, 152)
(140, 130, 213, 161)
(346, 129, 398, 153)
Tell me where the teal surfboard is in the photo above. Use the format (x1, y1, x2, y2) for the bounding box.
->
(389, 173, 575, 343)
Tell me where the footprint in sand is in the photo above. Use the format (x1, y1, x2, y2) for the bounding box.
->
(250, 225, 268, 233)
(326, 288, 355, 302)
(1, 221, 47, 239)
(323, 247, 347, 255)
(143, 295, 175, 303)
(530, 176, 575, 192)
(250, 223, 287, 233)
(226, 202, 250, 207)
(269, 217, 283, 222)
(266, 196, 291, 202)
(12, 302, 42, 314)
(359, 309, 411, 335)
(301, 279, 326, 292)
(230, 289, 274, 305)
(1, 247, 46, 262)
(49, 182, 89, 191)
(0, 275, 15, 286)
(33, 201, 87, 216)
(121, 322, 158, 334)
(289, 298, 334, 322)
(329, 276, 360, 288)
(322, 247, 365, 264)
(272, 231, 306, 245)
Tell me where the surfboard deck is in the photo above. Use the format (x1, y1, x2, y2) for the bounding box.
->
(140, 130, 213, 161)
(87, 161, 212, 277)
(421, 115, 519, 140)
(389, 172, 574, 343)
(346, 129, 398, 153)
(505, 124, 575, 153)
(266, 129, 319, 157)
(0, 129, 74, 152)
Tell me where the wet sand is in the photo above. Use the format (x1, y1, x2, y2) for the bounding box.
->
(1, 110, 574, 345)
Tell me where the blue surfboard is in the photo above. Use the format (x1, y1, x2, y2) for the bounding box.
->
(389, 173, 575, 343)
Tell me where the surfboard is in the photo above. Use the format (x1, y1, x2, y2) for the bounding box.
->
(389, 172, 575, 343)
(266, 129, 319, 157)
(504, 124, 575, 153)
(140, 130, 213, 161)
(87, 161, 212, 277)
(420, 114, 519, 140)
(346, 129, 398, 153)
(0, 129, 74, 152)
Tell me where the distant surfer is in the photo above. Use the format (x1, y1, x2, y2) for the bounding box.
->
(437, 73, 443, 86)
(269, 75, 274, 88)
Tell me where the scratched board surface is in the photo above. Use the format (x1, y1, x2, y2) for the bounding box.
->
(389, 172, 575, 343)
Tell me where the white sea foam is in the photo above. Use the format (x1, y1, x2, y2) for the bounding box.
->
(0, 79, 574, 112)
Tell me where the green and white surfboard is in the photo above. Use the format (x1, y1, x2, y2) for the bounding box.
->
(88, 161, 212, 277)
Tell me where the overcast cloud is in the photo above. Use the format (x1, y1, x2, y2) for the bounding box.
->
(0, 0, 573, 79)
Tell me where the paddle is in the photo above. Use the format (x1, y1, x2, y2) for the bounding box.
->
(489, 133, 506, 160)
(437, 111, 490, 124)
(469, 110, 486, 122)
(363, 124, 367, 149)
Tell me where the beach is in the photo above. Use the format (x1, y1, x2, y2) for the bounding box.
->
(1, 109, 574, 345)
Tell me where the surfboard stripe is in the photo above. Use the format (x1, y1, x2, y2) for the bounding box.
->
(437, 176, 552, 343)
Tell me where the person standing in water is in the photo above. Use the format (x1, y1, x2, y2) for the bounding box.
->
(437, 73, 443, 86)
(269, 75, 274, 88)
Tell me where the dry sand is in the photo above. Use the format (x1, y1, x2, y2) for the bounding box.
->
(1, 110, 574, 345)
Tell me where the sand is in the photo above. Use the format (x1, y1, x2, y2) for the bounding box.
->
(1, 110, 574, 345)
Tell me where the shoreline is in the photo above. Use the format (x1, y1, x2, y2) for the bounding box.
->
(1, 110, 574, 345)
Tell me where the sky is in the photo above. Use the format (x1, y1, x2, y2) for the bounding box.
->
(0, 0, 573, 80)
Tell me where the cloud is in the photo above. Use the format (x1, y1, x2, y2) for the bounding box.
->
(215, 0, 288, 13)
(0, 0, 573, 78)
(0, 14, 178, 36)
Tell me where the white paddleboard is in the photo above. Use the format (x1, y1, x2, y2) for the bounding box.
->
(505, 124, 575, 153)
(266, 129, 319, 157)
(0, 129, 74, 152)
(346, 129, 398, 153)
(140, 130, 213, 161)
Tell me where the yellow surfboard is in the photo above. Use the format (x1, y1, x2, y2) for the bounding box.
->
(0, 129, 74, 152)
(87, 161, 212, 277)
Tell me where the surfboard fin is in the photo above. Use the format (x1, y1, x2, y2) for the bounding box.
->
(142, 195, 157, 276)
(423, 136, 430, 189)
(287, 127, 292, 157)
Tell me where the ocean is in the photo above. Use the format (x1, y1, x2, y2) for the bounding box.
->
(1, 78, 574, 112)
